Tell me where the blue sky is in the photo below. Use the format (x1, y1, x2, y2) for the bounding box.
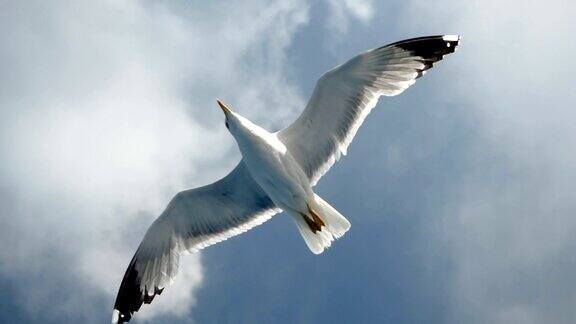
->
(1, 1, 575, 323)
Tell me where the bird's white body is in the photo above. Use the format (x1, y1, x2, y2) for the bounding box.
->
(222, 108, 347, 254)
(227, 113, 312, 215)
(112, 35, 460, 323)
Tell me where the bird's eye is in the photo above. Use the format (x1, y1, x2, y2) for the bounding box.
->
(225, 120, 229, 129)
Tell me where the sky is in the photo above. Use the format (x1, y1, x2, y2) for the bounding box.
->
(0, 0, 575, 323)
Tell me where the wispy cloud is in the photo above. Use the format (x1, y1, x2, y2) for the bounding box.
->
(0, 1, 310, 322)
(4, 1, 573, 323)
(324, 0, 375, 35)
(395, 1, 576, 323)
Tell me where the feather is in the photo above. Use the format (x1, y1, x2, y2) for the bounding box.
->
(278, 35, 460, 186)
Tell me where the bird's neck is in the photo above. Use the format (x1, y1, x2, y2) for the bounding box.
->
(233, 121, 286, 157)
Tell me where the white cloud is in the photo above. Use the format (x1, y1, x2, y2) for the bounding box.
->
(325, 0, 375, 35)
(0, 0, 309, 322)
(395, 1, 576, 323)
(6, 1, 574, 323)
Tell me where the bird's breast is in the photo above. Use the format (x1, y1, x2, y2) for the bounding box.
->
(239, 135, 310, 210)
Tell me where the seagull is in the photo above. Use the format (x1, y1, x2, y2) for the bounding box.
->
(112, 35, 460, 323)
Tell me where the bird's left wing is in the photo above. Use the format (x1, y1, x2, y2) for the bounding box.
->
(113, 161, 280, 323)
(278, 35, 460, 185)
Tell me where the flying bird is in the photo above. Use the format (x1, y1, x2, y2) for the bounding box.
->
(112, 35, 460, 323)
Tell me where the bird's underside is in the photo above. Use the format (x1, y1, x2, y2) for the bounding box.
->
(112, 35, 460, 323)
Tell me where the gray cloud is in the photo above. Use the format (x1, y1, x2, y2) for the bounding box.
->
(0, 1, 310, 322)
(324, 0, 374, 35)
(2, 1, 575, 323)
(393, 1, 576, 323)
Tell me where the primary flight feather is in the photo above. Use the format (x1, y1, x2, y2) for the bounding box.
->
(112, 35, 460, 323)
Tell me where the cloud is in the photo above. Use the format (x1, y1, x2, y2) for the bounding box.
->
(393, 1, 576, 323)
(0, 1, 310, 322)
(5, 1, 574, 324)
(324, 0, 374, 35)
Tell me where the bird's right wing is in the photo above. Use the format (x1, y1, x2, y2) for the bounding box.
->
(278, 35, 460, 186)
(113, 161, 280, 323)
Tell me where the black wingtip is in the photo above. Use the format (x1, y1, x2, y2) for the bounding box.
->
(394, 35, 460, 56)
(385, 35, 460, 78)
(388, 34, 460, 49)
(113, 257, 162, 323)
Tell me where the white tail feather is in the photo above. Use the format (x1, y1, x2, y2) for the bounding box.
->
(313, 194, 351, 239)
(289, 194, 351, 254)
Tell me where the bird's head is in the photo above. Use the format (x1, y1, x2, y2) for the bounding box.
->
(216, 99, 257, 139)
(217, 99, 269, 146)
(217, 99, 240, 132)
(216, 100, 255, 141)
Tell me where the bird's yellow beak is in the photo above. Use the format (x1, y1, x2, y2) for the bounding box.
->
(217, 99, 231, 115)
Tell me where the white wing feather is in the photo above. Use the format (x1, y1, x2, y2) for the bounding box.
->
(278, 35, 460, 185)
(112, 35, 460, 323)
(113, 161, 280, 323)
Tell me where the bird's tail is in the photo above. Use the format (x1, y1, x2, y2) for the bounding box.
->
(289, 194, 351, 254)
